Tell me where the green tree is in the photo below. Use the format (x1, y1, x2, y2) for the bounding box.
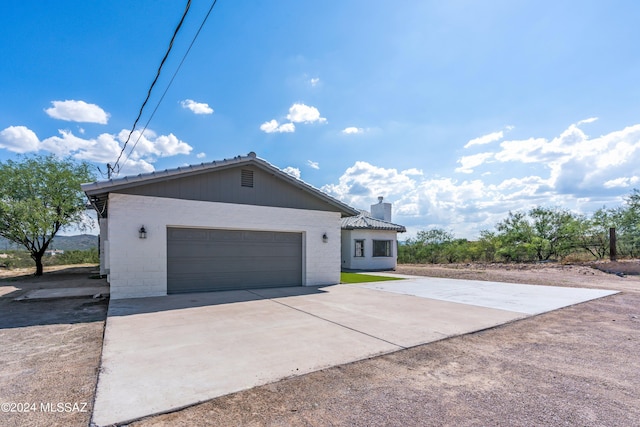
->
(415, 228, 454, 263)
(0, 155, 95, 275)
(573, 208, 612, 259)
(528, 206, 579, 260)
(477, 230, 500, 262)
(616, 189, 640, 257)
(494, 211, 536, 262)
(442, 238, 471, 263)
(398, 228, 456, 264)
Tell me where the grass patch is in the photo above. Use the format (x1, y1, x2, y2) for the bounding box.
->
(340, 272, 403, 284)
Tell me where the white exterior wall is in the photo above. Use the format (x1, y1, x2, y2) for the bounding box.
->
(370, 202, 392, 222)
(340, 229, 398, 271)
(98, 217, 109, 276)
(107, 193, 341, 299)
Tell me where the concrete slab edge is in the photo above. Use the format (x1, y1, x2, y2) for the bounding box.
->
(92, 346, 401, 427)
(14, 287, 110, 301)
(90, 300, 110, 427)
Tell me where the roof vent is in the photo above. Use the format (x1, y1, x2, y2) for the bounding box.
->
(241, 169, 254, 188)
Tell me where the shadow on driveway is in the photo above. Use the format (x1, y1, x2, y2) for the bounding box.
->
(108, 285, 329, 317)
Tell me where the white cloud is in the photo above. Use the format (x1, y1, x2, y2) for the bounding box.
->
(180, 99, 214, 115)
(115, 129, 192, 158)
(494, 137, 549, 163)
(603, 176, 640, 188)
(41, 129, 94, 155)
(464, 130, 506, 148)
(402, 168, 424, 176)
(152, 133, 192, 157)
(310, 78, 320, 87)
(322, 162, 419, 209)
(196, 152, 206, 159)
(286, 103, 326, 124)
(455, 152, 494, 174)
(322, 161, 560, 239)
(116, 158, 156, 175)
(283, 166, 301, 179)
(0, 124, 192, 176)
(277, 123, 295, 133)
(45, 100, 109, 124)
(342, 127, 364, 135)
(260, 120, 278, 133)
(307, 160, 320, 170)
(0, 125, 40, 153)
(261, 103, 326, 134)
(73, 129, 191, 175)
(489, 121, 640, 194)
(260, 120, 295, 133)
(578, 117, 598, 125)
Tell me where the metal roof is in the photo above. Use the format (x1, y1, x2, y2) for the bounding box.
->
(81, 152, 359, 218)
(341, 211, 406, 232)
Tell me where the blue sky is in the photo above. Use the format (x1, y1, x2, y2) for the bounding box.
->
(2, 1, 640, 238)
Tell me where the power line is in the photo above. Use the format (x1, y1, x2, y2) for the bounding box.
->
(119, 0, 219, 174)
(112, 0, 192, 175)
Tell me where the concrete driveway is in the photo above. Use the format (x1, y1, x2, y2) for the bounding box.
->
(92, 277, 617, 426)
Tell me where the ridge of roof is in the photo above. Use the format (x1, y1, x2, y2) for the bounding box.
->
(81, 153, 257, 193)
(81, 152, 359, 217)
(341, 211, 406, 232)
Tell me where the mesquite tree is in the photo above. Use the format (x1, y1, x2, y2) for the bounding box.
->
(0, 155, 95, 275)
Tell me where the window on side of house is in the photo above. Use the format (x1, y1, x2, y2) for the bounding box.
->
(373, 240, 392, 257)
(354, 240, 365, 257)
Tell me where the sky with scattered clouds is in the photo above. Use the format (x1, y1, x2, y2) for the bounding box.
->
(2, 1, 640, 238)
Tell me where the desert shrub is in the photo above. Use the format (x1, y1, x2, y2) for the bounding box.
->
(0, 251, 36, 269)
(54, 248, 99, 265)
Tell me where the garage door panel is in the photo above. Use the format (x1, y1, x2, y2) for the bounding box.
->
(169, 244, 301, 259)
(167, 258, 301, 274)
(169, 249, 302, 260)
(168, 271, 300, 288)
(167, 228, 302, 293)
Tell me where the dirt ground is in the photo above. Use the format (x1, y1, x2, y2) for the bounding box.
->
(0, 262, 638, 427)
(0, 265, 107, 427)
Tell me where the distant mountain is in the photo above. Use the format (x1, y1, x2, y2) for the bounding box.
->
(0, 234, 98, 251)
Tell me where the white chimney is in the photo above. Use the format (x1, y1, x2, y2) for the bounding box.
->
(370, 196, 392, 222)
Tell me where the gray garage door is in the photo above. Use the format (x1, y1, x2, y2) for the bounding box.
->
(167, 228, 302, 293)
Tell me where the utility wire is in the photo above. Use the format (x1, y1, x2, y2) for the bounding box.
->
(116, 0, 220, 177)
(112, 0, 192, 175)
(120, 0, 219, 173)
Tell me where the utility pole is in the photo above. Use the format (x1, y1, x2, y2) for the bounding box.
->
(610, 227, 617, 261)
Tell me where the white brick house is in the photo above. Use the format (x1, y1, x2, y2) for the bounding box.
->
(82, 152, 358, 299)
(341, 197, 406, 271)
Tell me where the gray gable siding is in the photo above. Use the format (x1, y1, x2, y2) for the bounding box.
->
(115, 166, 339, 212)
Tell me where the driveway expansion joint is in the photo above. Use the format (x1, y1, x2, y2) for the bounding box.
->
(245, 289, 407, 350)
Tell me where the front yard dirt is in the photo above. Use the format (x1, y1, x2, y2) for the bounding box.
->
(1, 262, 638, 426)
(0, 266, 107, 427)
